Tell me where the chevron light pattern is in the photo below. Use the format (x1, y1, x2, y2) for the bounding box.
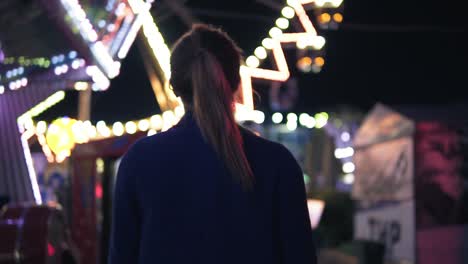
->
(238, 0, 326, 111)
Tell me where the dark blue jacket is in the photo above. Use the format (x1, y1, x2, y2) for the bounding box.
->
(109, 113, 316, 264)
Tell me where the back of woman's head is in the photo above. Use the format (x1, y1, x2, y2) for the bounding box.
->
(170, 24, 254, 189)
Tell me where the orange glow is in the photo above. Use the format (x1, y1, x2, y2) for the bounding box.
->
(315, 57, 325, 67)
(319, 13, 331, 23)
(333, 13, 343, 23)
(239, 1, 321, 110)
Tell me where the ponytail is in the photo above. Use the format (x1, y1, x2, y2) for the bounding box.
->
(191, 50, 254, 189)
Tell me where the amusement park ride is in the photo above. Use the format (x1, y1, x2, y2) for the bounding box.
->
(0, 0, 343, 263)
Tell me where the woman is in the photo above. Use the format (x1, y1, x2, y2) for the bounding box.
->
(109, 24, 316, 264)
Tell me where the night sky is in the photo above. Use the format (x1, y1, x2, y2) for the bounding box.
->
(43, 0, 468, 123)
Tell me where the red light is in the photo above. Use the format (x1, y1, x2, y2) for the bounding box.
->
(95, 183, 103, 199)
(47, 243, 55, 257)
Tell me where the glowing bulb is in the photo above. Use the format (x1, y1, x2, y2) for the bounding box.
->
(343, 173, 354, 184)
(262, 38, 274, 50)
(315, 113, 328, 128)
(174, 105, 185, 118)
(312, 36, 326, 50)
(319, 13, 331, 23)
(331, 0, 344, 7)
(287, 0, 299, 5)
(315, 0, 326, 7)
(0, 85, 4, 94)
(272, 112, 283, 124)
(125, 121, 137, 134)
(315, 57, 325, 67)
(147, 129, 157, 136)
(253, 110, 265, 124)
(68, 51, 77, 59)
(281, 6, 295, 19)
(21, 78, 28, 87)
(276, 18, 289, 29)
(334, 147, 354, 159)
(254, 47, 267, 59)
(333, 13, 343, 23)
(36, 121, 47, 134)
(246, 56, 260, 68)
(269, 27, 283, 39)
(287, 113, 298, 122)
(74, 82, 88, 91)
(112, 122, 124, 136)
(342, 162, 355, 173)
(138, 119, 150, 131)
(150, 115, 163, 130)
(341, 132, 350, 142)
(287, 121, 297, 131)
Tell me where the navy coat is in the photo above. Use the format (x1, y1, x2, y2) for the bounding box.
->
(109, 113, 317, 264)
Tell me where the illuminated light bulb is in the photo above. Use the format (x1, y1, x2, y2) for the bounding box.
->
(0, 85, 4, 94)
(147, 129, 157, 136)
(150, 115, 163, 130)
(125, 121, 137, 134)
(272, 112, 283, 124)
(287, 113, 298, 122)
(281, 6, 295, 19)
(74, 82, 88, 91)
(162, 111, 176, 127)
(71, 59, 81, 69)
(246, 56, 260, 68)
(342, 162, 355, 173)
(276, 18, 290, 30)
(138, 119, 150, 131)
(72, 121, 89, 144)
(21, 78, 27, 87)
(107, 24, 116, 32)
(331, 0, 344, 7)
(9, 82, 15, 90)
(315, 57, 325, 67)
(253, 110, 265, 124)
(312, 36, 326, 50)
(86, 124, 97, 139)
(6, 71, 12, 78)
(51, 56, 59, 65)
(68, 51, 77, 59)
(262, 38, 274, 49)
(269, 27, 283, 39)
(96, 121, 109, 137)
(15, 80, 21, 88)
(299, 113, 310, 126)
(254, 47, 267, 60)
(315, 113, 328, 128)
(343, 173, 354, 184)
(98, 20, 106, 28)
(12, 69, 18, 76)
(112, 122, 125, 136)
(62, 65, 68, 74)
(333, 13, 343, 23)
(287, 120, 297, 131)
(18, 67, 24, 75)
(315, 0, 326, 7)
(334, 147, 355, 159)
(36, 121, 47, 134)
(297, 57, 313, 73)
(58, 54, 65, 62)
(319, 13, 331, 23)
(174, 105, 185, 118)
(341, 132, 350, 142)
(287, 0, 299, 6)
(54, 66, 61, 75)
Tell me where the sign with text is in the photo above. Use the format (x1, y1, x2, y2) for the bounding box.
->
(355, 201, 415, 263)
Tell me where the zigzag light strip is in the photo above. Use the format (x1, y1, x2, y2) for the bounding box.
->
(239, 0, 323, 111)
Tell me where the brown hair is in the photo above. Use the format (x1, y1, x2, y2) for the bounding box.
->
(170, 24, 254, 189)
